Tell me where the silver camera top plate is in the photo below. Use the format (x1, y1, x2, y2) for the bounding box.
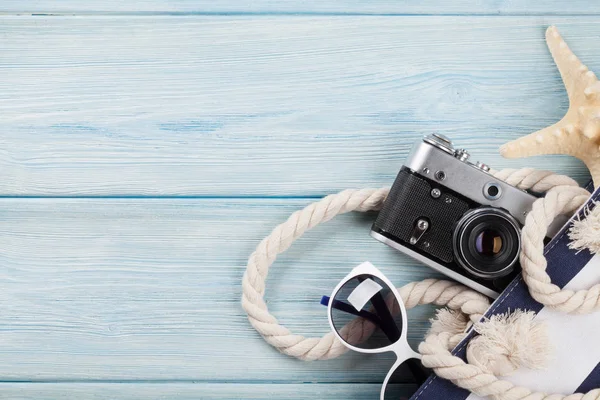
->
(404, 137, 565, 237)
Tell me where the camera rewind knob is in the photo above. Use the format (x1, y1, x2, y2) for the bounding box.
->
(424, 133, 455, 155)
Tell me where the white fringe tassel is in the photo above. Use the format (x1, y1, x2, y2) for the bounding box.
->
(467, 310, 552, 376)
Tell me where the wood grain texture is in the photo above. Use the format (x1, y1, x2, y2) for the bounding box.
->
(0, 383, 413, 399)
(0, 198, 438, 381)
(2, 10, 599, 399)
(0, 16, 595, 196)
(1, 1, 600, 15)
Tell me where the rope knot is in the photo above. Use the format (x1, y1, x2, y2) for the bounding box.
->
(466, 310, 551, 376)
(428, 308, 470, 350)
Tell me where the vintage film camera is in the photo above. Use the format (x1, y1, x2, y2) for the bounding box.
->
(371, 134, 564, 298)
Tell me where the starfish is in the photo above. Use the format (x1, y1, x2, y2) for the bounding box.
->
(500, 26, 600, 186)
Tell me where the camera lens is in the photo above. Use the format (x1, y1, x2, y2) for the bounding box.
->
(475, 229, 503, 256)
(453, 208, 520, 278)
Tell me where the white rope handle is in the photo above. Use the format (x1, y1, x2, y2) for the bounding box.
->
(521, 185, 599, 313)
(241, 168, 599, 399)
(242, 187, 391, 361)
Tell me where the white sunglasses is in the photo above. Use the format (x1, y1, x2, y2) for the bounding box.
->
(323, 262, 430, 400)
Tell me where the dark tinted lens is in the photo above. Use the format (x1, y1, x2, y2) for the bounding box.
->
(383, 359, 430, 400)
(330, 274, 403, 350)
(466, 222, 517, 275)
(475, 229, 503, 257)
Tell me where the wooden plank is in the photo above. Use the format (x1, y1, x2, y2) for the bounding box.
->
(0, 383, 413, 399)
(0, 1, 600, 15)
(0, 198, 442, 381)
(0, 16, 594, 196)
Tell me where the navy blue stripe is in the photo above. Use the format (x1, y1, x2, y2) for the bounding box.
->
(576, 363, 600, 393)
(412, 182, 598, 400)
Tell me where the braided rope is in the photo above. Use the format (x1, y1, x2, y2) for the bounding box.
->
(241, 168, 598, 398)
(419, 332, 600, 400)
(521, 185, 600, 313)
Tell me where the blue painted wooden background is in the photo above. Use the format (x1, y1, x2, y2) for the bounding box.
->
(0, 2, 598, 398)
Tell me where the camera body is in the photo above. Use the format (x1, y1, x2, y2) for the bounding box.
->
(371, 134, 564, 298)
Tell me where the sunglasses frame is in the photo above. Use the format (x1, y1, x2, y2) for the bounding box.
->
(327, 261, 422, 400)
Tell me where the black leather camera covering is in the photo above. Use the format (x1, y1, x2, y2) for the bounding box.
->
(373, 168, 471, 263)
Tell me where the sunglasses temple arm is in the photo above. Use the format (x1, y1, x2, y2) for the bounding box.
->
(406, 358, 431, 386)
(354, 276, 402, 343)
(321, 296, 401, 346)
(320, 296, 383, 326)
(369, 292, 402, 342)
(321, 293, 400, 342)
